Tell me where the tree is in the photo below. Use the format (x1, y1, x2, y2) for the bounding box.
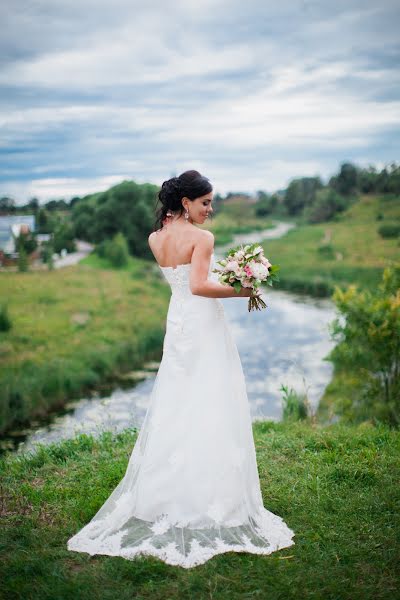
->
(255, 191, 278, 216)
(17, 246, 28, 272)
(71, 180, 157, 259)
(283, 177, 323, 215)
(0, 196, 16, 214)
(28, 198, 39, 212)
(329, 162, 358, 196)
(304, 188, 348, 223)
(16, 230, 37, 255)
(52, 221, 77, 253)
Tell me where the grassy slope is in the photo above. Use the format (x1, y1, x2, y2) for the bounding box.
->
(262, 194, 400, 296)
(259, 194, 400, 421)
(0, 255, 170, 434)
(0, 421, 398, 600)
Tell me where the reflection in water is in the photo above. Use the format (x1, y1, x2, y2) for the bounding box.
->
(223, 290, 336, 419)
(6, 221, 336, 455)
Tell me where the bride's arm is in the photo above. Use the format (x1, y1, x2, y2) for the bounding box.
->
(189, 232, 252, 299)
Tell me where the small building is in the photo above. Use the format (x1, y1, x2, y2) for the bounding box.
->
(0, 215, 36, 266)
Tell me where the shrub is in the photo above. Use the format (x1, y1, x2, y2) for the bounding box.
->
(317, 244, 335, 260)
(17, 246, 28, 272)
(328, 264, 400, 426)
(104, 232, 130, 267)
(41, 242, 55, 270)
(0, 303, 12, 332)
(378, 224, 400, 239)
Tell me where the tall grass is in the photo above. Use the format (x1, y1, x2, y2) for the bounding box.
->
(0, 254, 170, 435)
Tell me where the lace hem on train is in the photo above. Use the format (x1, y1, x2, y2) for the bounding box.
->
(67, 505, 295, 568)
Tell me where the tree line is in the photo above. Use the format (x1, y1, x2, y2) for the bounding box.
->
(1, 161, 399, 263)
(254, 162, 400, 223)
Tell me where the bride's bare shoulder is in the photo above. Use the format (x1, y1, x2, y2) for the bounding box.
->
(148, 230, 158, 247)
(192, 228, 214, 253)
(193, 228, 214, 243)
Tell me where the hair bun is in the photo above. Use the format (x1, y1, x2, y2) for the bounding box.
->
(160, 177, 181, 204)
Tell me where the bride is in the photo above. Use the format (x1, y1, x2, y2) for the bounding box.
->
(67, 169, 295, 568)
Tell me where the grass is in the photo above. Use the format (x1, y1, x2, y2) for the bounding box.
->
(0, 254, 170, 435)
(0, 420, 398, 600)
(262, 194, 400, 296)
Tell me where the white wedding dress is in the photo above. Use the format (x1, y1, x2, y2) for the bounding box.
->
(67, 253, 295, 568)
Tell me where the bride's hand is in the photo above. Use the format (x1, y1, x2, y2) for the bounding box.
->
(237, 287, 256, 298)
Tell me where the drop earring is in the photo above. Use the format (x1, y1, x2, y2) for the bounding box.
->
(184, 208, 189, 222)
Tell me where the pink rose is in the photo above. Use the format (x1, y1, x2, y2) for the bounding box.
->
(225, 259, 239, 273)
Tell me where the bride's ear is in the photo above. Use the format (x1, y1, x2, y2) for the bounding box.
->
(181, 197, 188, 211)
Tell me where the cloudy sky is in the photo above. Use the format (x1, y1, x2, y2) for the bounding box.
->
(1, 0, 399, 203)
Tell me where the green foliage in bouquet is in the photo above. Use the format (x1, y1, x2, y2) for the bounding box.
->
(214, 243, 280, 311)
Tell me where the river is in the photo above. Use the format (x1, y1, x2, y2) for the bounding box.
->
(4, 221, 336, 455)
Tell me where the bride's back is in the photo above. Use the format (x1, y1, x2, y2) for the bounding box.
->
(149, 221, 205, 268)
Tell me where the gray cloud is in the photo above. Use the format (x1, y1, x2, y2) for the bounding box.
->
(1, 0, 399, 202)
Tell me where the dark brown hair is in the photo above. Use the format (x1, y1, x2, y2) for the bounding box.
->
(154, 169, 213, 230)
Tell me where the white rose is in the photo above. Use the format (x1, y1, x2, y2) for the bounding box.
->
(225, 259, 239, 273)
(261, 256, 272, 268)
(249, 261, 269, 280)
(235, 250, 245, 260)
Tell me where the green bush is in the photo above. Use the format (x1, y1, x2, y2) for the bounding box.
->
(317, 243, 336, 260)
(328, 264, 400, 426)
(17, 246, 28, 272)
(0, 304, 12, 332)
(103, 232, 130, 267)
(40, 242, 55, 270)
(378, 223, 400, 239)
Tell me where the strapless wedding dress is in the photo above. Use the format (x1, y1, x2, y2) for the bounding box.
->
(67, 253, 295, 568)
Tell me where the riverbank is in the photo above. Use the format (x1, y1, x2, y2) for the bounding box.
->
(204, 201, 276, 246)
(1, 420, 398, 600)
(0, 254, 170, 436)
(262, 194, 399, 297)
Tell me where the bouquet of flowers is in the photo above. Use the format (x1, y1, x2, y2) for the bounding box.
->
(213, 243, 280, 312)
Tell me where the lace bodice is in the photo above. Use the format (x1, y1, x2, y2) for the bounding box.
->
(159, 252, 215, 295)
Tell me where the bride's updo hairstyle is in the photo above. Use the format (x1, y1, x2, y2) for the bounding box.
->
(155, 169, 213, 230)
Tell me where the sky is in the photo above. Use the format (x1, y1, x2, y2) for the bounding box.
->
(1, 0, 399, 204)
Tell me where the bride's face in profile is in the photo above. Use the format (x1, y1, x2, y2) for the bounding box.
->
(182, 192, 213, 225)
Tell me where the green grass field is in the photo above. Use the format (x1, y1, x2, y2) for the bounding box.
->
(262, 194, 400, 296)
(0, 420, 398, 600)
(0, 255, 170, 435)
